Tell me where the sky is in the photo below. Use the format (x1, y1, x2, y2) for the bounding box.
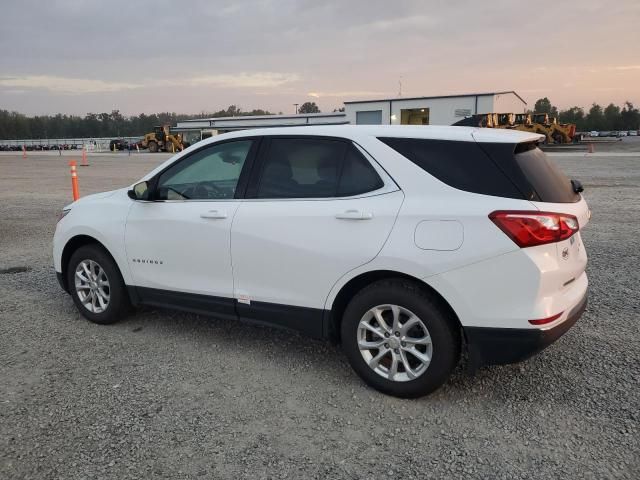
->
(0, 0, 639, 116)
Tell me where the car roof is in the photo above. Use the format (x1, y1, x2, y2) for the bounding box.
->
(213, 124, 544, 144)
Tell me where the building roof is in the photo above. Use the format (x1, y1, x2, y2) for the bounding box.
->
(344, 91, 527, 105)
(180, 112, 346, 123)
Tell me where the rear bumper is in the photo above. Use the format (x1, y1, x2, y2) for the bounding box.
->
(464, 290, 587, 369)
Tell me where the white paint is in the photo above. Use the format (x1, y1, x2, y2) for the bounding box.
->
(54, 124, 590, 335)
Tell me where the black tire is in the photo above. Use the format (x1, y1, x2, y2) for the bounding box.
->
(67, 244, 131, 325)
(148, 141, 158, 153)
(341, 279, 460, 398)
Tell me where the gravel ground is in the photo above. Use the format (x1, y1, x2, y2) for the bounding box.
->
(1, 149, 639, 479)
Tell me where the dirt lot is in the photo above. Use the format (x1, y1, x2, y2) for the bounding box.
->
(1, 146, 639, 479)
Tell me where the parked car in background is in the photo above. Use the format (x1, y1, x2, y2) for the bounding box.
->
(629, 130, 638, 136)
(589, 131, 598, 137)
(109, 139, 129, 151)
(53, 125, 590, 398)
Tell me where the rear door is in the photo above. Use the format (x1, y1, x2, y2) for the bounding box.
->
(230, 136, 403, 336)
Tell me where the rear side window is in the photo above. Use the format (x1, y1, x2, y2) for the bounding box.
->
(378, 137, 523, 199)
(256, 138, 383, 198)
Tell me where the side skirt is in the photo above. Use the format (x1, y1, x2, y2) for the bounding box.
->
(237, 301, 325, 339)
(129, 286, 326, 339)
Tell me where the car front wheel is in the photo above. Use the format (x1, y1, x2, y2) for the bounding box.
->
(341, 279, 460, 398)
(67, 244, 131, 324)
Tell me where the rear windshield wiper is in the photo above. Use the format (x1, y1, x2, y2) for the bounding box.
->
(571, 179, 584, 193)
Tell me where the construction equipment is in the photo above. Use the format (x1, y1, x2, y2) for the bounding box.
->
(452, 112, 576, 144)
(452, 114, 496, 128)
(139, 125, 189, 153)
(512, 113, 553, 143)
(495, 113, 515, 127)
(549, 118, 576, 144)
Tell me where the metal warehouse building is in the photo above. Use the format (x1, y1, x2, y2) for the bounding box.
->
(173, 91, 526, 141)
(175, 112, 349, 139)
(344, 91, 526, 126)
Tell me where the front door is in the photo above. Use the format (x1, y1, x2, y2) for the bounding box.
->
(125, 138, 258, 315)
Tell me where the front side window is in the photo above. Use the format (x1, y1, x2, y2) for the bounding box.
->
(156, 140, 252, 200)
(256, 138, 383, 199)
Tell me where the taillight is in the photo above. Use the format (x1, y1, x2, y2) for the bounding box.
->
(489, 210, 579, 248)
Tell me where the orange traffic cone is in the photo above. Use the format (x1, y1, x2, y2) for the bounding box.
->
(22, 145, 27, 159)
(69, 160, 80, 201)
(80, 147, 89, 166)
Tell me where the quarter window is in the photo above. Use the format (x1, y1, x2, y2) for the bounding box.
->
(156, 140, 253, 200)
(338, 146, 384, 196)
(256, 138, 383, 199)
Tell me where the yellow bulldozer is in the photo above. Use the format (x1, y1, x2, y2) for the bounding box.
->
(525, 114, 576, 144)
(453, 113, 576, 144)
(140, 125, 189, 153)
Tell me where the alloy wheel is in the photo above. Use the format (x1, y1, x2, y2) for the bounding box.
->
(357, 304, 433, 382)
(74, 259, 110, 314)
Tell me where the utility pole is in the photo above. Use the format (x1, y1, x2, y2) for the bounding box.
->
(293, 103, 299, 114)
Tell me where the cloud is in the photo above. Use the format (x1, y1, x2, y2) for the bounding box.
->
(180, 72, 300, 88)
(0, 75, 140, 94)
(307, 90, 386, 98)
(612, 65, 640, 71)
(352, 15, 439, 33)
(0, 72, 300, 94)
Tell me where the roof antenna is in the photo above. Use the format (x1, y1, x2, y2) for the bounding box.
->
(398, 76, 403, 97)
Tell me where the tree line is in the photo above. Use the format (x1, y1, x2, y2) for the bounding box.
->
(0, 105, 277, 140)
(2, 98, 638, 140)
(533, 98, 640, 132)
(0, 102, 327, 140)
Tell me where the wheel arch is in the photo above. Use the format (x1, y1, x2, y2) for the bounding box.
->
(326, 270, 462, 343)
(60, 235, 122, 293)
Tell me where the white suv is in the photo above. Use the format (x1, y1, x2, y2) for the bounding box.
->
(53, 126, 589, 397)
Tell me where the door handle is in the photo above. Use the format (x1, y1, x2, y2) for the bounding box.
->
(335, 209, 373, 220)
(200, 210, 227, 219)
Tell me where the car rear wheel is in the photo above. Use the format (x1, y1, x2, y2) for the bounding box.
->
(341, 279, 460, 398)
(67, 244, 131, 324)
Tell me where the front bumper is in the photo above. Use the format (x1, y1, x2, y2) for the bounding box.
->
(464, 291, 587, 370)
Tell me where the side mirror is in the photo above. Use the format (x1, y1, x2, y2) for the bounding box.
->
(127, 181, 150, 200)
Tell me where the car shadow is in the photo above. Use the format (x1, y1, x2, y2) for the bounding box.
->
(54, 288, 581, 404)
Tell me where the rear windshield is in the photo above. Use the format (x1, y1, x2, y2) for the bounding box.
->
(510, 143, 579, 203)
(378, 137, 580, 203)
